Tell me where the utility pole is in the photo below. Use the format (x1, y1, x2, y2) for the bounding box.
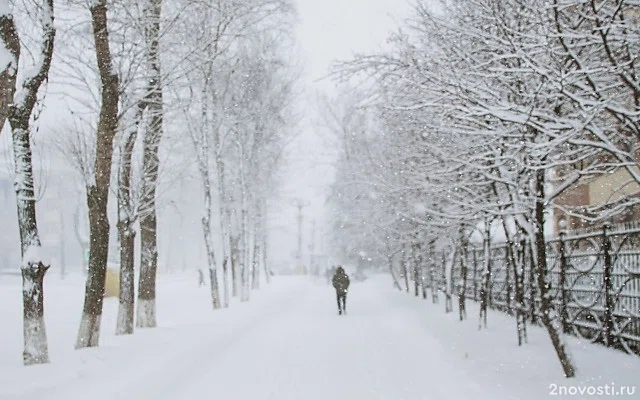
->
(310, 219, 316, 274)
(291, 198, 309, 272)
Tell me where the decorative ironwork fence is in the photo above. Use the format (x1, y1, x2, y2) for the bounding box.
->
(425, 225, 640, 356)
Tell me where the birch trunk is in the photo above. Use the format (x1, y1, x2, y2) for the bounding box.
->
(458, 238, 468, 321)
(115, 105, 144, 335)
(202, 182, 221, 309)
(136, 0, 163, 329)
(261, 199, 270, 284)
(262, 230, 270, 284)
(230, 231, 240, 297)
(215, 160, 230, 307)
(478, 220, 491, 330)
(116, 222, 135, 334)
(238, 165, 250, 301)
(401, 245, 409, 292)
(252, 225, 260, 290)
(251, 202, 263, 290)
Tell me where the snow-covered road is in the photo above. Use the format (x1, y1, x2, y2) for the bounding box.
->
(3, 274, 639, 400)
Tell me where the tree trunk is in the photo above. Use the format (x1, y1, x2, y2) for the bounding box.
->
(208, 267, 220, 309)
(216, 160, 231, 306)
(230, 232, 239, 297)
(417, 243, 427, 299)
(136, 0, 163, 329)
(514, 235, 528, 345)
(22, 261, 50, 365)
(533, 168, 576, 377)
(401, 246, 409, 292)
(115, 105, 143, 336)
(429, 240, 438, 303)
(412, 243, 420, 297)
(252, 225, 260, 290)
(137, 208, 159, 327)
(201, 173, 221, 309)
(77, 187, 111, 348)
(478, 220, 491, 329)
(76, 0, 120, 349)
(239, 167, 250, 301)
(444, 249, 455, 313)
(12, 117, 50, 365)
(7, 0, 55, 364)
(116, 225, 135, 335)
(0, 7, 19, 136)
(458, 231, 468, 321)
(222, 258, 230, 307)
(262, 204, 271, 284)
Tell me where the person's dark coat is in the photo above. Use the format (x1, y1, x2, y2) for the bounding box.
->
(332, 267, 350, 295)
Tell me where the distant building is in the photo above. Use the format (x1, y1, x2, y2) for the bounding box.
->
(553, 163, 640, 235)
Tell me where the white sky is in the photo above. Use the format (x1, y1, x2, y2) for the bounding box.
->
(269, 0, 413, 268)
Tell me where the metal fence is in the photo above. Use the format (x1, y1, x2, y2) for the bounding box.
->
(426, 225, 640, 356)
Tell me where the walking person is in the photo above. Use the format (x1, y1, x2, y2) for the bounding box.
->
(332, 266, 350, 315)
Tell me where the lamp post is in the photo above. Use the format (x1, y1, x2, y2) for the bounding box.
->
(291, 198, 309, 273)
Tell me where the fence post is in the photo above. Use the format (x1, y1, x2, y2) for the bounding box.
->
(472, 247, 478, 300)
(505, 244, 512, 315)
(558, 231, 569, 333)
(602, 225, 614, 347)
(430, 241, 438, 304)
(528, 240, 537, 324)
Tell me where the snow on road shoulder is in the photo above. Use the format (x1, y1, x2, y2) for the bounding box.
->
(0, 273, 306, 400)
(376, 275, 640, 399)
(2, 272, 638, 400)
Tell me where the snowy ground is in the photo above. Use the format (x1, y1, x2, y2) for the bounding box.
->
(1, 272, 638, 400)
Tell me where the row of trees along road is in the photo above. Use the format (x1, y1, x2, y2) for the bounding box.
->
(327, 0, 640, 378)
(0, 0, 296, 365)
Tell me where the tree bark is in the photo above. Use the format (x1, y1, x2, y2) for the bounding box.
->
(230, 227, 239, 297)
(202, 182, 221, 309)
(533, 168, 576, 377)
(136, 0, 164, 329)
(252, 223, 260, 290)
(115, 106, 143, 335)
(401, 245, 409, 292)
(429, 240, 438, 303)
(216, 159, 231, 306)
(262, 205, 271, 284)
(0, 6, 19, 136)
(458, 231, 468, 321)
(7, 0, 55, 365)
(412, 242, 420, 297)
(238, 160, 250, 301)
(12, 117, 50, 365)
(116, 224, 135, 335)
(478, 220, 491, 329)
(76, 0, 120, 349)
